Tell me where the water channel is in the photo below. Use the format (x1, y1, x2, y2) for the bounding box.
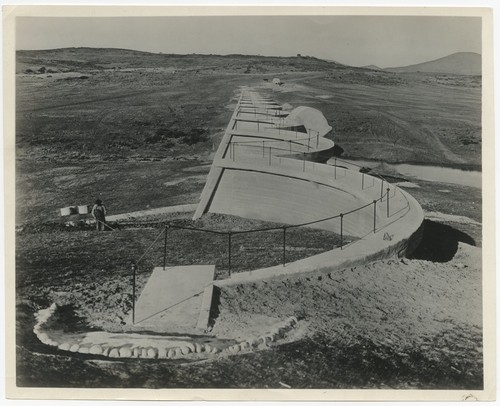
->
(327, 158, 482, 189)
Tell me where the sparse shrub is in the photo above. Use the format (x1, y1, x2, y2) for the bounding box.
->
(25, 68, 34, 74)
(460, 137, 479, 146)
(38, 67, 46, 74)
(180, 128, 208, 145)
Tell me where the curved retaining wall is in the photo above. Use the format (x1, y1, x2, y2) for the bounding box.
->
(209, 168, 378, 236)
(195, 88, 424, 284)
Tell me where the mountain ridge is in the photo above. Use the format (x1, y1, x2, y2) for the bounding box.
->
(384, 52, 481, 76)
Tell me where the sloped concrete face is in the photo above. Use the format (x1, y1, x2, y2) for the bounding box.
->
(132, 265, 216, 333)
(209, 168, 376, 236)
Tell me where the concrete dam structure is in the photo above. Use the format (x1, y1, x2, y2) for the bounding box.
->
(195, 87, 424, 283)
(34, 88, 426, 357)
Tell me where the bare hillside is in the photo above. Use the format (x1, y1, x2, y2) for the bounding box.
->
(385, 52, 481, 76)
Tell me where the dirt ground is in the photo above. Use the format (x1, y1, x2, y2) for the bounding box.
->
(14, 48, 483, 389)
(16, 241, 482, 389)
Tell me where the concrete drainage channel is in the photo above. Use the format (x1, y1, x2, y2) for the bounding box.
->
(34, 304, 298, 360)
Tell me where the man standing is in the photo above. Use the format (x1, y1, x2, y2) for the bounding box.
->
(91, 199, 107, 231)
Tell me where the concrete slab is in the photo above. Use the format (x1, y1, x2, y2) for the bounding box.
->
(132, 265, 216, 333)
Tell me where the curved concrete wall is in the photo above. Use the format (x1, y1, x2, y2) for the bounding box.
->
(209, 168, 378, 237)
(195, 88, 424, 282)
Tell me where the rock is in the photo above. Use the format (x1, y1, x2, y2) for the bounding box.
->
(174, 348, 183, 358)
(69, 344, 80, 352)
(158, 348, 167, 359)
(180, 345, 191, 355)
(211, 347, 218, 354)
(141, 348, 148, 358)
(257, 343, 268, 350)
(89, 345, 102, 355)
(229, 345, 239, 354)
(37, 332, 49, 344)
(119, 347, 133, 358)
(243, 340, 254, 348)
(58, 342, 71, 351)
(185, 342, 195, 352)
(78, 346, 90, 354)
(147, 348, 157, 359)
(132, 348, 141, 358)
(195, 343, 203, 353)
(401, 258, 409, 265)
(167, 349, 175, 359)
(239, 342, 248, 351)
(102, 347, 110, 357)
(289, 316, 298, 326)
(108, 348, 120, 358)
(277, 327, 287, 338)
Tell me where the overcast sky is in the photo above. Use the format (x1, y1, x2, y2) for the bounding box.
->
(16, 15, 481, 68)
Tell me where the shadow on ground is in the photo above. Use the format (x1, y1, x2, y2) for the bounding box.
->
(410, 220, 475, 262)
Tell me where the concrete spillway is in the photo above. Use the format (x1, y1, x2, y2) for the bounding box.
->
(195, 87, 424, 284)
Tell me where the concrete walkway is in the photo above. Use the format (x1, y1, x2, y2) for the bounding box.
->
(132, 265, 216, 333)
(107, 203, 198, 222)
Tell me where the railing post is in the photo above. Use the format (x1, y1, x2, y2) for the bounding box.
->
(269, 147, 272, 165)
(289, 139, 292, 152)
(340, 214, 344, 249)
(262, 140, 265, 157)
(362, 172, 365, 189)
(131, 262, 136, 325)
(257, 120, 260, 132)
(334, 158, 337, 179)
(282, 227, 286, 267)
(373, 200, 377, 233)
(387, 188, 390, 217)
(316, 131, 319, 148)
(228, 232, 232, 277)
(163, 226, 168, 270)
(233, 143, 236, 161)
(303, 152, 306, 171)
(380, 178, 384, 198)
(307, 136, 310, 150)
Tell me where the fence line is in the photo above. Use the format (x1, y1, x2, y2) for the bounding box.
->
(136, 187, 393, 273)
(129, 93, 411, 323)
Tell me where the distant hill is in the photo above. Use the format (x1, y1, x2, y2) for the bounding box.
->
(384, 52, 481, 76)
(16, 47, 346, 74)
(361, 65, 382, 71)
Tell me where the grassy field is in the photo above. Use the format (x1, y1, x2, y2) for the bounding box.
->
(16, 48, 481, 167)
(14, 48, 483, 389)
(268, 71, 481, 167)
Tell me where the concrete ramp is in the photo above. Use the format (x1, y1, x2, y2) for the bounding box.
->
(132, 265, 216, 333)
